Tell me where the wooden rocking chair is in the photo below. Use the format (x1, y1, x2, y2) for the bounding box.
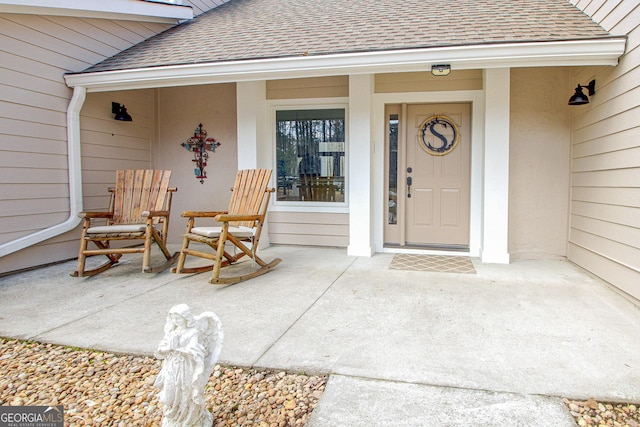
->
(72, 170, 178, 277)
(172, 169, 281, 285)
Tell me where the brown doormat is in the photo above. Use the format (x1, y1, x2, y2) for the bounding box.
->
(389, 254, 476, 274)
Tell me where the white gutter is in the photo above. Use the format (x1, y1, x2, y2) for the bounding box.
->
(64, 38, 627, 92)
(0, 86, 85, 258)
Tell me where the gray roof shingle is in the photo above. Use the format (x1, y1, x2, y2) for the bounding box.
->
(82, 0, 613, 73)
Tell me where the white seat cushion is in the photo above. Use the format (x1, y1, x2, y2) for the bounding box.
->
(190, 226, 256, 238)
(87, 224, 147, 234)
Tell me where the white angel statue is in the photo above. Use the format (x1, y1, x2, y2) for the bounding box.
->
(154, 304, 223, 427)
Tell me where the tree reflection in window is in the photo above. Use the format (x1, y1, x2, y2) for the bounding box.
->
(388, 114, 398, 224)
(276, 109, 345, 202)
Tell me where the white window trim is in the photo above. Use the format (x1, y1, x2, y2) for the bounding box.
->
(268, 98, 350, 213)
(0, 0, 193, 23)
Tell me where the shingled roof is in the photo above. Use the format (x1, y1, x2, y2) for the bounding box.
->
(82, 0, 613, 74)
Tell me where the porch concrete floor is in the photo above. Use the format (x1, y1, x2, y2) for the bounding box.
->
(1, 245, 639, 426)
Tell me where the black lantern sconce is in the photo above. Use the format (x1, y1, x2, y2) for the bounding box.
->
(568, 80, 596, 106)
(181, 123, 221, 184)
(112, 102, 132, 121)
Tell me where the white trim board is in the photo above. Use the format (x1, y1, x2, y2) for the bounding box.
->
(0, 0, 193, 23)
(65, 39, 626, 92)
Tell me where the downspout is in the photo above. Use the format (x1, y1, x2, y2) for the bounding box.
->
(0, 86, 86, 257)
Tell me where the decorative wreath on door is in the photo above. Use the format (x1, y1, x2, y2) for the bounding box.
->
(418, 115, 460, 156)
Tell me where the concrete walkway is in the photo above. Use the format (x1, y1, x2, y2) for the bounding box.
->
(1, 245, 639, 426)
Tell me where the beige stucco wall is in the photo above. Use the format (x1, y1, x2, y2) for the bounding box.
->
(508, 67, 571, 259)
(154, 83, 239, 244)
(374, 68, 572, 259)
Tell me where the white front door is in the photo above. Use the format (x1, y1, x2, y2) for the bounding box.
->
(385, 103, 471, 248)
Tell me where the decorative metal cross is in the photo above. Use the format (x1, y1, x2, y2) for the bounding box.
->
(181, 123, 221, 184)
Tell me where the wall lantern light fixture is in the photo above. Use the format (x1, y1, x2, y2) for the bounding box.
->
(568, 80, 596, 106)
(112, 102, 132, 121)
(181, 123, 221, 184)
(431, 64, 451, 76)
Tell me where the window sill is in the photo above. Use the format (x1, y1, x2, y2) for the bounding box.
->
(270, 203, 349, 214)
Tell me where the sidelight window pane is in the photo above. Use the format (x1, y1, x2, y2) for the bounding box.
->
(388, 114, 398, 224)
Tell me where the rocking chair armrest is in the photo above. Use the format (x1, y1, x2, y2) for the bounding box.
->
(181, 211, 228, 218)
(78, 211, 113, 219)
(141, 210, 170, 218)
(214, 213, 262, 223)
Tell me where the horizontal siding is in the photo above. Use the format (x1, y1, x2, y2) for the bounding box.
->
(571, 215, 640, 252)
(598, 0, 638, 33)
(266, 76, 349, 99)
(0, 196, 70, 218)
(0, 168, 69, 185)
(0, 117, 67, 142)
(572, 200, 640, 228)
(0, 238, 80, 274)
(2, 16, 110, 68)
(572, 187, 640, 207)
(268, 212, 349, 247)
(0, 62, 72, 99)
(79, 90, 154, 208)
(568, 243, 640, 301)
(375, 70, 483, 93)
(186, 0, 232, 16)
(569, 0, 640, 301)
(72, 18, 168, 46)
(0, 149, 69, 170)
(271, 234, 349, 247)
(569, 228, 640, 270)
(573, 126, 640, 160)
(0, 31, 88, 73)
(574, 104, 640, 143)
(572, 168, 640, 186)
(578, 0, 609, 19)
(0, 12, 166, 274)
(0, 213, 70, 238)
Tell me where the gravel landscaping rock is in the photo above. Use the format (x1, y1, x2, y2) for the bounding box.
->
(564, 397, 639, 427)
(0, 338, 326, 426)
(3, 338, 639, 426)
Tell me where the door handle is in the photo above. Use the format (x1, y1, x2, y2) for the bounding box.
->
(407, 176, 412, 198)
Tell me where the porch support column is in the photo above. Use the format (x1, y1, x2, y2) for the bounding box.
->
(348, 74, 374, 257)
(482, 68, 511, 264)
(236, 80, 271, 247)
(236, 81, 266, 169)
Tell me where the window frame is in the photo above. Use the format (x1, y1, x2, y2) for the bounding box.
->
(269, 100, 349, 212)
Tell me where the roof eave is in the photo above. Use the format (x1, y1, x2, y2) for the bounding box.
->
(65, 38, 627, 92)
(0, 0, 193, 23)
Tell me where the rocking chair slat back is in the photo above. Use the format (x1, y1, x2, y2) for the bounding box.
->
(228, 169, 272, 228)
(112, 170, 172, 225)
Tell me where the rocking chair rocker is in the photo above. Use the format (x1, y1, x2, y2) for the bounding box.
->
(172, 169, 281, 285)
(72, 170, 178, 277)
